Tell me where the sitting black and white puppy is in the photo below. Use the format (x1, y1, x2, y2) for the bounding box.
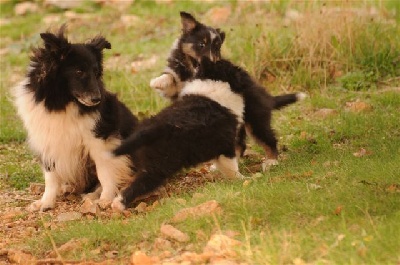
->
(150, 11, 306, 168)
(112, 57, 246, 210)
(13, 26, 138, 211)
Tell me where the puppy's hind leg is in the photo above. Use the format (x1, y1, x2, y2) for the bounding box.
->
(246, 123, 279, 171)
(112, 170, 166, 211)
(214, 155, 245, 180)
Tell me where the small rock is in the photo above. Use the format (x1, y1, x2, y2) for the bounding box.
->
(7, 249, 36, 264)
(160, 224, 190, 243)
(181, 251, 211, 264)
(314, 108, 337, 118)
(130, 250, 156, 265)
(153, 237, 172, 250)
(80, 198, 100, 215)
(29, 183, 44, 195)
(44, 0, 83, 9)
(104, 250, 118, 259)
(14, 2, 39, 16)
(134, 202, 147, 213)
(56, 211, 82, 222)
(172, 200, 222, 223)
(204, 234, 241, 256)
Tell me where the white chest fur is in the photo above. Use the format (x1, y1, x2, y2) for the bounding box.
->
(14, 80, 103, 184)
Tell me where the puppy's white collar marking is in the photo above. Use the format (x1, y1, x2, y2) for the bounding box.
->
(181, 79, 244, 124)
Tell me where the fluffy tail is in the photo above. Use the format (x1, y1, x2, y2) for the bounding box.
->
(273, 92, 307, 110)
(113, 126, 161, 156)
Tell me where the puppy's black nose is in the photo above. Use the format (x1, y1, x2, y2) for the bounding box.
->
(91, 97, 101, 104)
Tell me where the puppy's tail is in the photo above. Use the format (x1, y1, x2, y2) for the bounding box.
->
(113, 126, 159, 156)
(273, 92, 307, 110)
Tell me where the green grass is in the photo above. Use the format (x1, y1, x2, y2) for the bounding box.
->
(1, 0, 400, 264)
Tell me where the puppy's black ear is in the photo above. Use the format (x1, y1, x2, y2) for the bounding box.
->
(216, 28, 226, 44)
(89, 36, 111, 50)
(180, 11, 198, 33)
(40, 25, 69, 54)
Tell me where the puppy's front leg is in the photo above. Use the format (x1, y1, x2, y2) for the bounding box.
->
(150, 73, 181, 99)
(91, 150, 132, 208)
(28, 170, 60, 212)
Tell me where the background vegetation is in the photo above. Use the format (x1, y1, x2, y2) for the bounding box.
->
(1, 0, 399, 264)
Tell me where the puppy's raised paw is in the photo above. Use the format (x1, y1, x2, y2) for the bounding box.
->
(150, 73, 174, 90)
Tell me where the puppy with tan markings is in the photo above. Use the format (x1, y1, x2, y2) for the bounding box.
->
(151, 11, 306, 168)
(14, 26, 138, 211)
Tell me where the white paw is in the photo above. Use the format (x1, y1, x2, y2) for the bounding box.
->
(209, 163, 218, 172)
(150, 74, 179, 98)
(27, 199, 55, 212)
(150, 74, 173, 89)
(296, 92, 308, 101)
(111, 195, 125, 211)
(235, 172, 247, 179)
(262, 159, 279, 172)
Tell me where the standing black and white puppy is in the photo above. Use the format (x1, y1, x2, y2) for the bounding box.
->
(13, 26, 138, 211)
(150, 11, 225, 99)
(112, 57, 246, 210)
(150, 11, 306, 168)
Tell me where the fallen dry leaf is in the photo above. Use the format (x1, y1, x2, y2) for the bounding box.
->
(334, 205, 343, 215)
(345, 101, 372, 112)
(172, 200, 222, 223)
(353, 148, 372, 157)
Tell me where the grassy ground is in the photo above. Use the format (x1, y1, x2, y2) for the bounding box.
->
(1, 0, 400, 264)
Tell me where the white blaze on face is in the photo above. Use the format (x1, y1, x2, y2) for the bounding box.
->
(209, 30, 217, 62)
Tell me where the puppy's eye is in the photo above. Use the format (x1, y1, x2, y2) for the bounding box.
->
(76, 70, 84, 76)
(198, 42, 206, 48)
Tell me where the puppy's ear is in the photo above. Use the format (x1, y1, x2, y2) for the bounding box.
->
(216, 28, 226, 44)
(40, 25, 69, 54)
(180, 11, 198, 33)
(89, 36, 111, 50)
